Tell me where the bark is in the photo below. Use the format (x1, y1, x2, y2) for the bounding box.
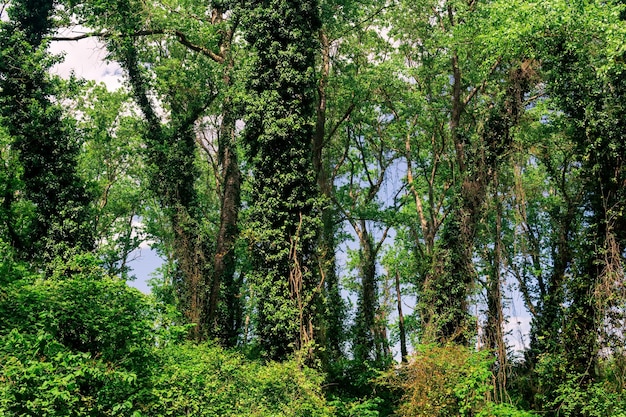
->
(484, 173, 508, 403)
(395, 269, 408, 362)
(207, 23, 243, 345)
(353, 225, 379, 363)
(121, 42, 213, 341)
(352, 220, 390, 365)
(313, 29, 344, 362)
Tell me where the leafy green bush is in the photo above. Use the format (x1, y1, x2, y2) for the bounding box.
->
(0, 255, 154, 416)
(329, 397, 382, 417)
(0, 330, 141, 417)
(534, 353, 626, 417)
(0, 238, 32, 285)
(147, 342, 334, 417)
(477, 403, 538, 417)
(323, 356, 395, 416)
(0, 256, 154, 367)
(551, 380, 626, 417)
(0, 254, 335, 416)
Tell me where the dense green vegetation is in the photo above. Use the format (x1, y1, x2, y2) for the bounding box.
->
(1, 0, 625, 415)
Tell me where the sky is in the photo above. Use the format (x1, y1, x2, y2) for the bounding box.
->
(50, 29, 124, 90)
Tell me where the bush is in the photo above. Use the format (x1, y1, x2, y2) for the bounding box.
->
(534, 353, 626, 417)
(0, 257, 154, 367)
(0, 255, 155, 416)
(329, 397, 382, 417)
(0, 330, 143, 417)
(147, 342, 334, 417)
(0, 254, 334, 416)
(0, 238, 32, 285)
(382, 344, 535, 417)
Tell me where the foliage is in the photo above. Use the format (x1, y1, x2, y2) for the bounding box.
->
(531, 353, 626, 417)
(0, 252, 337, 416)
(550, 380, 626, 417)
(0, 254, 154, 416)
(0, 330, 143, 417)
(3, 0, 626, 415)
(0, 260, 154, 367)
(145, 342, 333, 417)
(324, 355, 395, 417)
(0, 238, 32, 285)
(74, 83, 148, 279)
(0, 0, 94, 265)
(329, 397, 383, 417)
(241, 0, 323, 360)
(382, 344, 534, 417)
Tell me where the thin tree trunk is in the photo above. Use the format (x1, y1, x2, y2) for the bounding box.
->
(313, 29, 344, 362)
(207, 42, 242, 345)
(395, 269, 408, 362)
(205, 11, 243, 346)
(485, 173, 508, 403)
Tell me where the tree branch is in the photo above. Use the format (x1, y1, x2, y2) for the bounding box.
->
(463, 57, 502, 107)
(326, 102, 355, 145)
(50, 29, 224, 63)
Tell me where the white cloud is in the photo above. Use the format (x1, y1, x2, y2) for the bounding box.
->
(50, 27, 124, 90)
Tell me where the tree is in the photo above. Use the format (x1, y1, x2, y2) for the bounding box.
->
(333, 94, 398, 366)
(67, 0, 246, 342)
(75, 83, 148, 279)
(242, 0, 323, 360)
(539, 0, 626, 385)
(0, 0, 94, 265)
(117, 32, 216, 341)
(385, 0, 536, 345)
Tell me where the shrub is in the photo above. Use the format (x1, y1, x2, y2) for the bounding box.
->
(0, 257, 154, 367)
(382, 344, 535, 417)
(535, 353, 626, 417)
(0, 330, 142, 417)
(147, 342, 334, 417)
(0, 255, 154, 416)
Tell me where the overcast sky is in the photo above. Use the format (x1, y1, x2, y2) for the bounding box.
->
(50, 29, 124, 90)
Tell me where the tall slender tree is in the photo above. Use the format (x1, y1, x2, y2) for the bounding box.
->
(0, 0, 94, 265)
(542, 1, 626, 382)
(243, 0, 322, 360)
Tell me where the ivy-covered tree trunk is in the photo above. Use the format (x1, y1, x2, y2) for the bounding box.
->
(526, 188, 578, 366)
(483, 173, 508, 402)
(352, 225, 386, 364)
(420, 57, 531, 344)
(207, 12, 243, 348)
(243, 0, 322, 360)
(0, 0, 94, 265)
(108, 6, 215, 339)
(545, 36, 626, 382)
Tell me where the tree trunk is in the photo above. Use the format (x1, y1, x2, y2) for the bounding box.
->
(313, 29, 345, 363)
(484, 173, 507, 403)
(395, 269, 408, 362)
(207, 38, 242, 346)
(353, 224, 380, 363)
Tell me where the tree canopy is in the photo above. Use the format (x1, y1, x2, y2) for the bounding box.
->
(1, 0, 625, 415)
